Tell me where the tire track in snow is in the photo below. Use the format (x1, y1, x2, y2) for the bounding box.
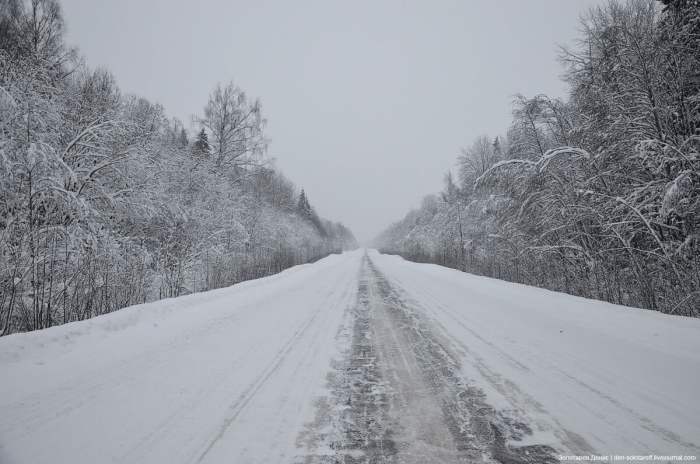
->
(0, 303, 261, 442)
(0, 253, 363, 464)
(366, 256, 556, 464)
(193, 263, 357, 464)
(303, 252, 556, 463)
(300, 253, 397, 463)
(1, 270, 328, 444)
(380, 260, 700, 456)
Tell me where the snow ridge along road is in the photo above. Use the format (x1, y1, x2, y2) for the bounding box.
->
(2, 249, 699, 463)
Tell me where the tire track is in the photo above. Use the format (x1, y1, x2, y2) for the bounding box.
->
(193, 263, 356, 464)
(303, 252, 556, 463)
(366, 256, 556, 463)
(302, 253, 396, 463)
(383, 263, 700, 456)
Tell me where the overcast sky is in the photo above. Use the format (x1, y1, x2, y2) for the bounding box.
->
(61, 0, 602, 243)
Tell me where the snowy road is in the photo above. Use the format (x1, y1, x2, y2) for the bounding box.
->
(1, 250, 699, 463)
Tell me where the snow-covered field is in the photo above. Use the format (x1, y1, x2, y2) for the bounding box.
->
(1, 249, 699, 463)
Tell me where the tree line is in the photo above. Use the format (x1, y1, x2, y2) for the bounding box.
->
(375, 0, 699, 317)
(0, 0, 357, 335)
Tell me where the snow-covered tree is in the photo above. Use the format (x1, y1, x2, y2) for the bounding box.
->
(0, 0, 357, 335)
(199, 81, 269, 178)
(193, 128, 210, 156)
(376, 0, 699, 317)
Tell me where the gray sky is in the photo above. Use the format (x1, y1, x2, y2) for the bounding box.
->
(61, 0, 602, 243)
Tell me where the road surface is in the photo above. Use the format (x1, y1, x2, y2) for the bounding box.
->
(1, 249, 699, 463)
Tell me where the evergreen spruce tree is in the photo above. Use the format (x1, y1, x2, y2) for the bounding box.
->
(178, 128, 188, 149)
(298, 189, 312, 218)
(194, 128, 210, 156)
(492, 136, 502, 159)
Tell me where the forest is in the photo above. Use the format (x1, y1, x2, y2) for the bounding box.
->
(0, 0, 357, 335)
(375, 0, 700, 317)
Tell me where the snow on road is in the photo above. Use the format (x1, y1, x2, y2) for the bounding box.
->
(1, 249, 699, 463)
(363, 250, 700, 461)
(0, 252, 360, 464)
